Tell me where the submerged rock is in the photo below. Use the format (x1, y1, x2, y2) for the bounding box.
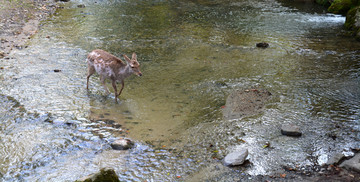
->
(111, 138, 134, 150)
(224, 148, 248, 166)
(223, 89, 271, 120)
(76, 168, 120, 182)
(281, 124, 302, 137)
(256, 42, 269, 48)
(340, 153, 360, 172)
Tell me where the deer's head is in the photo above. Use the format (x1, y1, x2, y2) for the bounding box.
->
(124, 53, 142, 76)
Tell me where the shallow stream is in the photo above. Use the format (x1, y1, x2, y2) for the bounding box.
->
(0, 0, 359, 181)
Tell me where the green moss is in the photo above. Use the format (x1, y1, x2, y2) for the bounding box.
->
(345, 6, 360, 40)
(328, 0, 353, 14)
(345, 7, 358, 29)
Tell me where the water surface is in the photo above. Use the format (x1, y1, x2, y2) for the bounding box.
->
(0, 0, 359, 181)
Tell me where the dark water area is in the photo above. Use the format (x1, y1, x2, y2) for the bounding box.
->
(0, 0, 359, 181)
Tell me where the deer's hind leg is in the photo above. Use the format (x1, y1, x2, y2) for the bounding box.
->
(100, 75, 111, 95)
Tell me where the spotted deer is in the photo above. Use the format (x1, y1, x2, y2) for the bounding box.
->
(86, 49, 142, 102)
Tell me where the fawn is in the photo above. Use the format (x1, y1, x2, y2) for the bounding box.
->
(86, 49, 142, 102)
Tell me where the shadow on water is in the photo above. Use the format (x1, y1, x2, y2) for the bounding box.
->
(0, 0, 359, 181)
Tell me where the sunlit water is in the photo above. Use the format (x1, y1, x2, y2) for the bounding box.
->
(0, 0, 359, 181)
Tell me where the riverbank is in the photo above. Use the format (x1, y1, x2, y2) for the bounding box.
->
(0, 0, 58, 57)
(316, 0, 360, 40)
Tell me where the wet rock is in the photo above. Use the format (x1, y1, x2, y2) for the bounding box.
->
(111, 138, 134, 150)
(76, 167, 120, 182)
(326, 152, 345, 165)
(281, 124, 302, 137)
(53, 69, 61, 72)
(256, 42, 269, 48)
(339, 153, 360, 172)
(224, 148, 248, 166)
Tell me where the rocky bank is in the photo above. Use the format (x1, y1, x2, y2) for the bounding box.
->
(0, 0, 58, 57)
(316, 0, 360, 40)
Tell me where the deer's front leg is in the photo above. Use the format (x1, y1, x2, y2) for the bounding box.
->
(111, 79, 118, 103)
(118, 80, 125, 96)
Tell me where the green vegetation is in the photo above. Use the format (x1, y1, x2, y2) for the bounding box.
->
(328, 0, 354, 14)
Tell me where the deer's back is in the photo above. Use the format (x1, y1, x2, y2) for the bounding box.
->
(87, 49, 126, 79)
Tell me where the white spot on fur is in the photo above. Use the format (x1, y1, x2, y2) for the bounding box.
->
(89, 51, 100, 57)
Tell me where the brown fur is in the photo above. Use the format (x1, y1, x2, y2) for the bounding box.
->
(86, 49, 142, 103)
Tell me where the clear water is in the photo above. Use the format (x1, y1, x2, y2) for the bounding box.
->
(0, 0, 359, 181)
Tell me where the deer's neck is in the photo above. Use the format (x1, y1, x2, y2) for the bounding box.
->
(118, 64, 133, 78)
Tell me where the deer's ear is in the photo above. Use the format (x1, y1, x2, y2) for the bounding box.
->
(132, 52, 137, 60)
(123, 54, 131, 62)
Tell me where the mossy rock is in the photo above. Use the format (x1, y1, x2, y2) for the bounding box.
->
(345, 6, 360, 40)
(328, 0, 353, 14)
(345, 6, 360, 29)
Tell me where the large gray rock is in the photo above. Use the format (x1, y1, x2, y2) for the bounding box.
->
(340, 153, 360, 172)
(76, 168, 120, 182)
(224, 148, 248, 166)
(281, 124, 302, 137)
(326, 152, 345, 165)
